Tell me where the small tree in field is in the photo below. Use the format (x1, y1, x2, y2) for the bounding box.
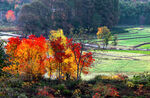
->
(112, 34, 118, 46)
(97, 26, 112, 49)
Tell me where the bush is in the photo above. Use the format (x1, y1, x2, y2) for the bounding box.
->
(131, 72, 150, 87)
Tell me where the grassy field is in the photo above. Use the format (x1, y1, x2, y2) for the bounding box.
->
(82, 49, 150, 80)
(103, 49, 150, 54)
(138, 44, 150, 49)
(81, 26, 150, 80)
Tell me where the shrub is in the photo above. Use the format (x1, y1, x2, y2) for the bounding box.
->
(93, 84, 119, 97)
(37, 86, 55, 97)
(63, 89, 72, 96)
(131, 72, 150, 87)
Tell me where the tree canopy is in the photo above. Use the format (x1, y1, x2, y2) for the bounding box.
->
(17, 0, 119, 36)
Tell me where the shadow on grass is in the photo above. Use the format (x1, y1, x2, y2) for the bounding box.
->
(111, 27, 129, 34)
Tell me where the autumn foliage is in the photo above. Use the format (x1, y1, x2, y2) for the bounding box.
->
(97, 26, 112, 48)
(2, 29, 94, 80)
(5, 10, 16, 22)
(47, 29, 94, 80)
(3, 35, 48, 79)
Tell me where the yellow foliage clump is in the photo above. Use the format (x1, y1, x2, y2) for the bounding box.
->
(97, 26, 111, 39)
(47, 29, 78, 79)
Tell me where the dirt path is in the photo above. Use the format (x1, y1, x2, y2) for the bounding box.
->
(0, 32, 21, 41)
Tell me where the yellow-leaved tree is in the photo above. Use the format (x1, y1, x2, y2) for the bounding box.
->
(97, 26, 112, 48)
(47, 29, 94, 80)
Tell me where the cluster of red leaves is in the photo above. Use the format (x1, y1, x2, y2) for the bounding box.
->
(3, 35, 48, 78)
(67, 38, 94, 75)
(92, 93, 101, 98)
(50, 37, 71, 63)
(81, 52, 94, 74)
(5, 36, 21, 58)
(5, 10, 16, 22)
(93, 84, 119, 97)
(109, 87, 119, 97)
(67, 38, 81, 58)
(37, 86, 55, 98)
(116, 74, 128, 81)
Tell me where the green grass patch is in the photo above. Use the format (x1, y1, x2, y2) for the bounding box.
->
(138, 44, 150, 49)
(91, 59, 150, 72)
(118, 38, 150, 46)
(92, 49, 150, 55)
(87, 50, 150, 78)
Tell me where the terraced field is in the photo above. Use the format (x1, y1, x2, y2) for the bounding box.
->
(81, 26, 150, 49)
(112, 26, 150, 48)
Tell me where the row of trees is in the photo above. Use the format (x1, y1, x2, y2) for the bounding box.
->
(18, 0, 119, 36)
(2, 29, 94, 80)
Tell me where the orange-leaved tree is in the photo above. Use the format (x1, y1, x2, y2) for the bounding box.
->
(2, 35, 48, 79)
(5, 10, 16, 22)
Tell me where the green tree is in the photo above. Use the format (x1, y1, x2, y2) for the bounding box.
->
(18, 0, 70, 37)
(97, 26, 112, 48)
(18, 0, 119, 36)
(94, 0, 119, 28)
(73, 0, 95, 28)
(18, 1, 52, 37)
(112, 34, 118, 46)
